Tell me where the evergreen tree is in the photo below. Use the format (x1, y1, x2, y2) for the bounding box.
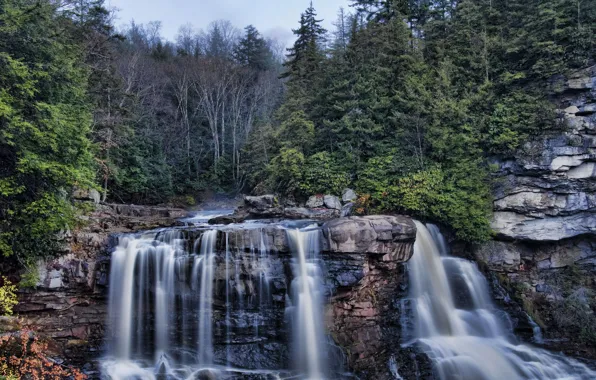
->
(234, 25, 273, 71)
(0, 0, 95, 259)
(282, 2, 327, 89)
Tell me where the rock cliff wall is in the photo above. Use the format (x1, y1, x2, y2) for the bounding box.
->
(477, 65, 596, 359)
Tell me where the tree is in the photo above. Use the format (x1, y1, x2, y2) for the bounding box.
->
(234, 25, 273, 71)
(0, 0, 95, 259)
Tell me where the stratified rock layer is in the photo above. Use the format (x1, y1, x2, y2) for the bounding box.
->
(491, 65, 596, 241)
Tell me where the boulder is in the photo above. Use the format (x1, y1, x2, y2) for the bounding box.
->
(244, 195, 283, 217)
(322, 215, 416, 261)
(342, 188, 358, 203)
(323, 194, 342, 210)
(283, 207, 339, 220)
(341, 202, 354, 217)
(305, 195, 324, 208)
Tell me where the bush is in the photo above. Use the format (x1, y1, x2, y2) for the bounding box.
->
(0, 330, 86, 379)
(300, 152, 350, 196)
(0, 277, 17, 316)
(356, 159, 493, 242)
(266, 148, 305, 196)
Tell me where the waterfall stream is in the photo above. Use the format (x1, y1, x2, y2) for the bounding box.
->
(409, 221, 596, 380)
(101, 215, 596, 379)
(286, 225, 328, 378)
(101, 220, 332, 379)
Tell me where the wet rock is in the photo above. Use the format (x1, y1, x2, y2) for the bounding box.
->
(323, 195, 342, 210)
(342, 188, 357, 203)
(322, 215, 416, 261)
(306, 194, 324, 208)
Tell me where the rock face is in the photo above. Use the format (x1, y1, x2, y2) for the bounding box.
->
(475, 65, 596, 359)
(491, 65, 596, 241)
(322, 216, 416, 261)
(325, 218, 432, 379)
(12, 203, 189, 374)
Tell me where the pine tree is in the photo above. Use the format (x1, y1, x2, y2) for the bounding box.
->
(282, 2, 327, 88)
(0, 0, 95, 259)
(234, 25, 273, 71)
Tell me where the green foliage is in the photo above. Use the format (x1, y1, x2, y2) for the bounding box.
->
(357, 163, 493, 242)
(0, 277, 18, 316)
(0, 0, 95, 260)
(267, 148, 305, 196)
(300, 152, 350, 196)
(18, 263, 39, 289)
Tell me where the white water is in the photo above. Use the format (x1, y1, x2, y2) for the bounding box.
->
(410, 221, 596, 380)
(104, 229, 218, 379)
(103, 220, 334, 379)
(286, 225, 328, 379)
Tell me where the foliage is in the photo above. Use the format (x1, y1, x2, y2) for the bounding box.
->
(300, 152, 350, 196)
(0, 277, 17, 316)
(19, 263, 40, 289)
(0, 330, 86, 379)
(260, 0, 594, 242)
(266, 148, 305, 196)
(0, 0, 94, 260)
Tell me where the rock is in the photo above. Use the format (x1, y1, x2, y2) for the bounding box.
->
(72, 187, 100, 203)
(283, 207, 339, 220)
(490, 65, 596, 242)
(491, 212, 596, 241)
(323, 194, 342, 210)
(322, 215, 416, 261)
(342, 188, 358, 203)
(341, 202, 354, 217)
(475, 241, 522, 272)
(208, 211, 248, 225)
(564, 105, 580, 114)
(305, 195, 324, 208)
(244, 195, 283, 217)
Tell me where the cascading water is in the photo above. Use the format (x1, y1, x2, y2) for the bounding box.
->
(409, 221, 596, 380)
(101, 217, 339, 379)
(286, 224, 328, 379)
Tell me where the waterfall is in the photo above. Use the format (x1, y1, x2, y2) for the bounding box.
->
(286, 224, 328, 379)
(409, 221, 596, 380)
(103, 229, 218, 379)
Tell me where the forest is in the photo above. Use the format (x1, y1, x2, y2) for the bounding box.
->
(1, 0, 595, 265)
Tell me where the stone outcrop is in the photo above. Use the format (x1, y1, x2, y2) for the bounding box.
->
(12, 202, 189, 375)
(325, 218, 431, 379)
(475, 65, 596, 360)
(491, 65, 596, 241)
(322, 216, 416, 261)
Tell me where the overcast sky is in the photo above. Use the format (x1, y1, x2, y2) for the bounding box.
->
(107, 0, 352, 46)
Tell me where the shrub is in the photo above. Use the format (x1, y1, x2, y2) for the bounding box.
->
(0, 330, 86, 379)
(0, 277, 17, 316)
(300, 152, 350, 196)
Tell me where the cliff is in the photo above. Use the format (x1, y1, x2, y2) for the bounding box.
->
(477, 65, 596, 358)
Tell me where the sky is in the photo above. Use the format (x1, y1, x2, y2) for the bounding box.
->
(106, 0, 352, 46)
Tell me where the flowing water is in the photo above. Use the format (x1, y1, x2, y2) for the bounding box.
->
(285, 225, 328, 379)
(409, 221, 596, 380)
(101, 219, 332, 379)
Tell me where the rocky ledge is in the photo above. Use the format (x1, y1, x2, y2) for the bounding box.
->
(8, 206, 423, 378)
(210, 191, 358, 224)
(491, 65, 596, 242)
